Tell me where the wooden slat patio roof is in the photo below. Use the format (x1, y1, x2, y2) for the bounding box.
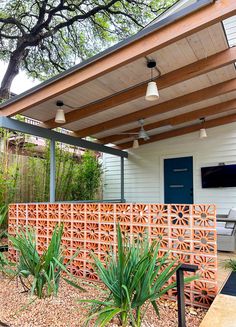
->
(0, 0, 236, 150)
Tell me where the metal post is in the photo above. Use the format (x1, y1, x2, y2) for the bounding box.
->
(176, 264, 198, 327)
(177, 268, 186, 327)
(50, 139, 56, 202)
(121, 156, 125, 202)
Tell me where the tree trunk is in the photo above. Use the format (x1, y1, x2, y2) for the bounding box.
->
(0, 48, 29, 100)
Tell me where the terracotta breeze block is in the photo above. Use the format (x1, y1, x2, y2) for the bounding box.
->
(8, 202, 217, 308)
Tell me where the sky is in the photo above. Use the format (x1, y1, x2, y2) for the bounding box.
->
(0, 61, 40, 95)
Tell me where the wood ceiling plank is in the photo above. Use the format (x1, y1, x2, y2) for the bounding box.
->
(43, 47, 236, 128)
(75, 78, 236, 137)
(98, 99, 236, 144)
(118, 112, 236, 149)
(1, 0, 235, 118)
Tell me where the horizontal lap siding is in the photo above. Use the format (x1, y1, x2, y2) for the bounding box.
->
(103, 152, 160, 202)
(103, 122, 236, 214)
(223, 15, 236, 47)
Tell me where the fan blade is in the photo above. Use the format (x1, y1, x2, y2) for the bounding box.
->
(117, 132, 139, 135)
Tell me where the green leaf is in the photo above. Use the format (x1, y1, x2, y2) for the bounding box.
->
(82, 223, 193, 326)
(62, 277, 85, 292)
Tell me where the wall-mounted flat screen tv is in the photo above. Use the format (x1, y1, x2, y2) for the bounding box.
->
(201, 164, 236, 188)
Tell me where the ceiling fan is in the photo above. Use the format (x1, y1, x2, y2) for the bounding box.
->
(118, 119, 150, 141)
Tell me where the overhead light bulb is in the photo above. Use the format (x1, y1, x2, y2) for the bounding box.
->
(199, 128, 207, 139)
(55, 109, 66, 124)
(145, 81, 159, 101)
(133, 139, 139, 149)
(55, 100, 66, 124)
(199, 117, 207, 139)
(145, 60, 160, 101)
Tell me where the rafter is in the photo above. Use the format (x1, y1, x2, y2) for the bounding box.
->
(0, 0, 235, 117)
(75, 79, 236, 137)
(43, 47, 236, 128)
(98, 99, 236, 144)
(118, 112, 236, 149)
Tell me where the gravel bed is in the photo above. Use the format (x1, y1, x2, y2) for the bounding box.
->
(0, 276, 207, 327)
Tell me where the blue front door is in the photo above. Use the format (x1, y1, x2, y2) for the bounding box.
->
(164, 156, 193, 204)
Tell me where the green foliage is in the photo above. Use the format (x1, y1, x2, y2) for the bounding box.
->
(0, 251, 15, 277)
(0, 129, 103, 204)
(0, 128, 20, 206)
(0, 204, 8, 237)
(6, 224, 84, 298)
(224, 259, 236, 272)
(71, 151, 102, 201)
(82, 225, 198, 327)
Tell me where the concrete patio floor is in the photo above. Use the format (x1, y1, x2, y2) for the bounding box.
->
(200, 251, 236, 327)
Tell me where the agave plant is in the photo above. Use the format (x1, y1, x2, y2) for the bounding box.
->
(82, 225, 198, 327)
(7, 224, 84, 298)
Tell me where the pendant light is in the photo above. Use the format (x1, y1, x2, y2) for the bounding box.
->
(133, 139, 139, 149)
(199, 117, 207, 139)
(145, 60, 160, 101)
(55, 100, 66, 124)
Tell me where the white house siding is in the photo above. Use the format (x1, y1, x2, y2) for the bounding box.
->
(103, 122, 236, 215)
(223, 15, 236, 48)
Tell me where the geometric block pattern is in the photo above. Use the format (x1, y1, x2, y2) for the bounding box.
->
(8, 202, 217, 307)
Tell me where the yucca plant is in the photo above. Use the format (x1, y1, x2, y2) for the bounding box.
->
(82, 225, 198, 327)
(8, 224, 84, 298)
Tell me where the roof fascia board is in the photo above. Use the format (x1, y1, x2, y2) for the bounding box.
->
(0, 117, 128, 158)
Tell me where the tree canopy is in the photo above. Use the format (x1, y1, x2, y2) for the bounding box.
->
(0, 0, 177, 99)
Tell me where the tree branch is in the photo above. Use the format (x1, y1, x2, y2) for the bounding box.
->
(0, 17, 26, 35)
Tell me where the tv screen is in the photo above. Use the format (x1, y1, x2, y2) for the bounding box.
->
(201, 164, 236, 188)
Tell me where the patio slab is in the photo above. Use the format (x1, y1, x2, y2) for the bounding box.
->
(200, 252, 236, 327)
(200, 293, 236, 327)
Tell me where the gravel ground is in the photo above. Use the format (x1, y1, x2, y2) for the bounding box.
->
(0, 276, 207, 327)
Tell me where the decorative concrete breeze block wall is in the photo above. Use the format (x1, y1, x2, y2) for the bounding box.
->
(8, 203, 217, 307)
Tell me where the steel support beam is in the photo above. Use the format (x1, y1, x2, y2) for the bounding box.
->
(120, 157, 125, 203)
(0, 117, 128, 158)
(50, 139, 56, 202)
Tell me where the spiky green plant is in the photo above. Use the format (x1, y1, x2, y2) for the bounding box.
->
(7, 224, 84, 298)
(0, 204, 8, 238)
(82, 225, 198, 327)
(0, 251, 15, 277)
(224, 259, 236, 272)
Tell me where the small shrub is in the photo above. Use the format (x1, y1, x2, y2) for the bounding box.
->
(224, 259, 236, 271)
(7, 224, 84, 298)
(82, 225, 198, 327)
